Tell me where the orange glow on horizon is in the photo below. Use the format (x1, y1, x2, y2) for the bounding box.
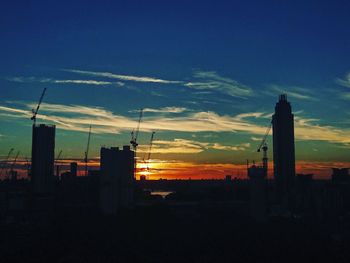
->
(5, 158, 350, 180)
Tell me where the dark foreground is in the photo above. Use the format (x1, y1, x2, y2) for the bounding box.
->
(1, 204, 349, 263)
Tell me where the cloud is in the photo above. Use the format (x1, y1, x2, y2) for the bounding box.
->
(63, 68, 253, 98)
(211, 142, 250, 151)
(53, 79, 115, 85)
(251, 137, 261, 141)
(336, 72, 350, 88)
(64, 69, 182, 84)
(0, 102, 349, 145)
(138, 139, 251, 154)
(184, 71, 252, 98)
(294, 116, 350, 145)
(142, 107, 188, 114)
(339, 92, 350, 101)
(266, 84, 318, 101)
(235, 112, 271, 120)
(7, 76, 117, 86)
(145, 139, 208, 154)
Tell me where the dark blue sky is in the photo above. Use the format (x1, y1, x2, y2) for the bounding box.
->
(2, 0, 350, 78)
(1, 0, 350, 177)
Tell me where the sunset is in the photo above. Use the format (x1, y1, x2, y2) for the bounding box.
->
(0, 0, 350, 262)
(1, 2, 350, 180)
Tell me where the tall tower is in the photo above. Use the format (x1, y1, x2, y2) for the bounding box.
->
(31, 124, 56, 194)
(272, 94, 295, 206)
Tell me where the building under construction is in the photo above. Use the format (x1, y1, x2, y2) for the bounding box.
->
(31, 124, 56, 194)
(99, 146, 134, 215)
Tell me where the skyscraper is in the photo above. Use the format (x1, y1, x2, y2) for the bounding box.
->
(31, 124, 56, 194)
(272, 94, 296, 206)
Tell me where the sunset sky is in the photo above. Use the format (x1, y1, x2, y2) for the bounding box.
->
(1, 0, 350, 179)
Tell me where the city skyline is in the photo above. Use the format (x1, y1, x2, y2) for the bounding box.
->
(1, 1, 350, 179)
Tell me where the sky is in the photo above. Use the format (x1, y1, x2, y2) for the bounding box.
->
(0, 0, 350, 179)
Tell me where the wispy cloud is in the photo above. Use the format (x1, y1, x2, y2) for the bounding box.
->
(339, 92, 350, 101)
(142, 107, 188, 114)
(336, 72, 350, 88)
(7, 76, 118, 86)
(144, 139, 208, 154)
(0, 102, 349, 145)
(64, 69, 182, 84)
(53, 79, 117, 85)
(266, 84, 318, 101)
(65, 69, 253, 98)
(184, 71, 253, 98)
(294, 116, 350, 145)
(236, 112, 272, 120)
(211, 142, 250, 151)
(251, 137, 261, 141)
(139, 139, 251, 154)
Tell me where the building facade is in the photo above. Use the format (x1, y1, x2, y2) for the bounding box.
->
(272, 94, 296, 206)
(248, 165, 267, 221)
(31, 124, 56, 194)
(100, 146, 134, 215)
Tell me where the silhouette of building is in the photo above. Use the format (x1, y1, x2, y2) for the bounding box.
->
(248, 165, 267, 221)
(295, 174, 314, 214)
(99, 146, 134, 215)
(140, 175, 147, 182)
(70, 162, 77, 177)
(331, 168, 349, 183)
(272, 94, 296, 207)
(31, 124, 55, 194)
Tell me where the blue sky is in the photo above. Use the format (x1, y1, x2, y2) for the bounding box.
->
(1, 0, 349, 178)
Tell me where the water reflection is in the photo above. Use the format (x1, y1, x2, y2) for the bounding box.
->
(150, 191, 174, 199)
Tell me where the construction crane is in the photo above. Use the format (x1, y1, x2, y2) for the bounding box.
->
(56, 150, 62, 161)
(144, 131, 156, 172)
(55, 150, 63, 177)
(257, 122, 272, 176)
(84, 125, 92, 176)
(0, 148, 14, 178)
(8, 151, 20, 179)
(24, 157, 31, 177)
(31, 88, 47, 125)
(130, 108, 143, 152)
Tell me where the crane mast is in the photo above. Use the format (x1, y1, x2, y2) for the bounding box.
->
(8, 151, 20, 179)
(25, 157, 31, 177)
(31, 88, 47, 125)
(257, 122, 272, 176)
(56, 150, 63, 177)
(145, 131, 155, 172)
(0, 148, 14, 178)
(84, 125, 92, 176)
(56, 150, 62, 161)
(130, 108, 143, 151)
